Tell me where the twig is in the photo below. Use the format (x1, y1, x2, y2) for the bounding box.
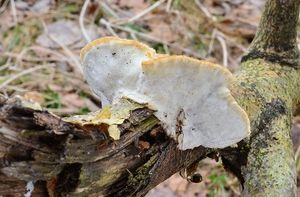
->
(208, 29, 228, 67)
(9, 0, 18, 24)
(194, 0, 213, 19)
(79, 0, 92, 42)
(41, 20, 83, 74)
(130, 32, 138, 40)
(166, 0, 173, 12)
(127, 0, 166, 23)
(15, 46, 68, 67)
(49, 35, 83, 74)
(100, 18, 119, 37)
(0, 62, 11, 72)
(0, 64, 55, 90)
(25, 46, 67, 60)
(98, 1, 120, 37)
(0, 0, 9, 14)
(100, 19, 202, 58)
(216, 31, 247, 53)
(3, 51, 67, 62)
(208, 30, 216, 56)
(5, 85, 28, 92)
(99, 1, 119, 19)
(216, 34, 228, 67)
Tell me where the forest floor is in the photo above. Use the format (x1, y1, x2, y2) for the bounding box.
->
(0, 0, 299, 196)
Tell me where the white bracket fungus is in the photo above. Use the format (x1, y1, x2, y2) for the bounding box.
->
(80, 37, 155, 105)
(80, 37, 250, 150)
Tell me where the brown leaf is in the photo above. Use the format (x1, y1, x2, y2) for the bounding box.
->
(46, 177, 57, 197)
(138, 140, 150, 150)
(36, 20, 100, 49)
(146, 14, 178, 43)
(117, 0, 150, 13)
(24, 91, 45, 104)
(61, 93, 85, 108)
(216, 18, 257, 39)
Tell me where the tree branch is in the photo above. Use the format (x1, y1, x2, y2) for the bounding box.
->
(227, 59, 300, 196)
(242, 0, 300, 67)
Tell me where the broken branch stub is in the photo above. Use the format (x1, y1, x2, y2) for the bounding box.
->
(80, 37, 250, 150)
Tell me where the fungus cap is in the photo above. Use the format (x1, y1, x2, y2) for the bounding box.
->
(80, 37, 156, 104)
(81, 37, 250, 150)
(138, 56, 250, 149)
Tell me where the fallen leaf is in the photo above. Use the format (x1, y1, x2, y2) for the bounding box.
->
(146, 14, 178, 43)
(138, 140, 150, 150)
(61, 93, 86, 108)
(46, 177, 57, 197)
(24, 91, 45, 104)
(117, 0, 150, 13)
(31, 0, 51, 13)
(36, 20, 100, 49)
(150, 126, 163, 137)
(216, 18, 257, 39)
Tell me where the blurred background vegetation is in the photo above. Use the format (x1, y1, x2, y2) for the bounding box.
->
(0, 0, 299, 196)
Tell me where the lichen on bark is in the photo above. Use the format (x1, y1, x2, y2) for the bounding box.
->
(228, 42, 300, 197)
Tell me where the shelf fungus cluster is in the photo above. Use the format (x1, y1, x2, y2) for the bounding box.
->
(79, 37, 250, 150)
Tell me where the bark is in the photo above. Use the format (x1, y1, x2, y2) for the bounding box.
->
(0, 97, 210, 196)
(242, 0, 300, 67)
(223, 0, 300, 195)
(227, 60, 300, 196)
(0, 0, 300, 196)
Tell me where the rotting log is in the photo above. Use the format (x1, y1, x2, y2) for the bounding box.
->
(0, 97, 211, 196)
(1, 0, 300, 196)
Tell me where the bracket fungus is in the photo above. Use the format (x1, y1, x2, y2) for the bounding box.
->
(80, 37, 155, 104)
(80, 37, 250, 150)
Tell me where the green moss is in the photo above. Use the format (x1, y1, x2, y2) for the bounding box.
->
(195, 40, 207, 57)
(124, 153, 158, 194)
(42, 86, 62, 109)
(151, 43, 167, 54)
(134, 116, 159, 133)
(208, 174, 228, 197)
